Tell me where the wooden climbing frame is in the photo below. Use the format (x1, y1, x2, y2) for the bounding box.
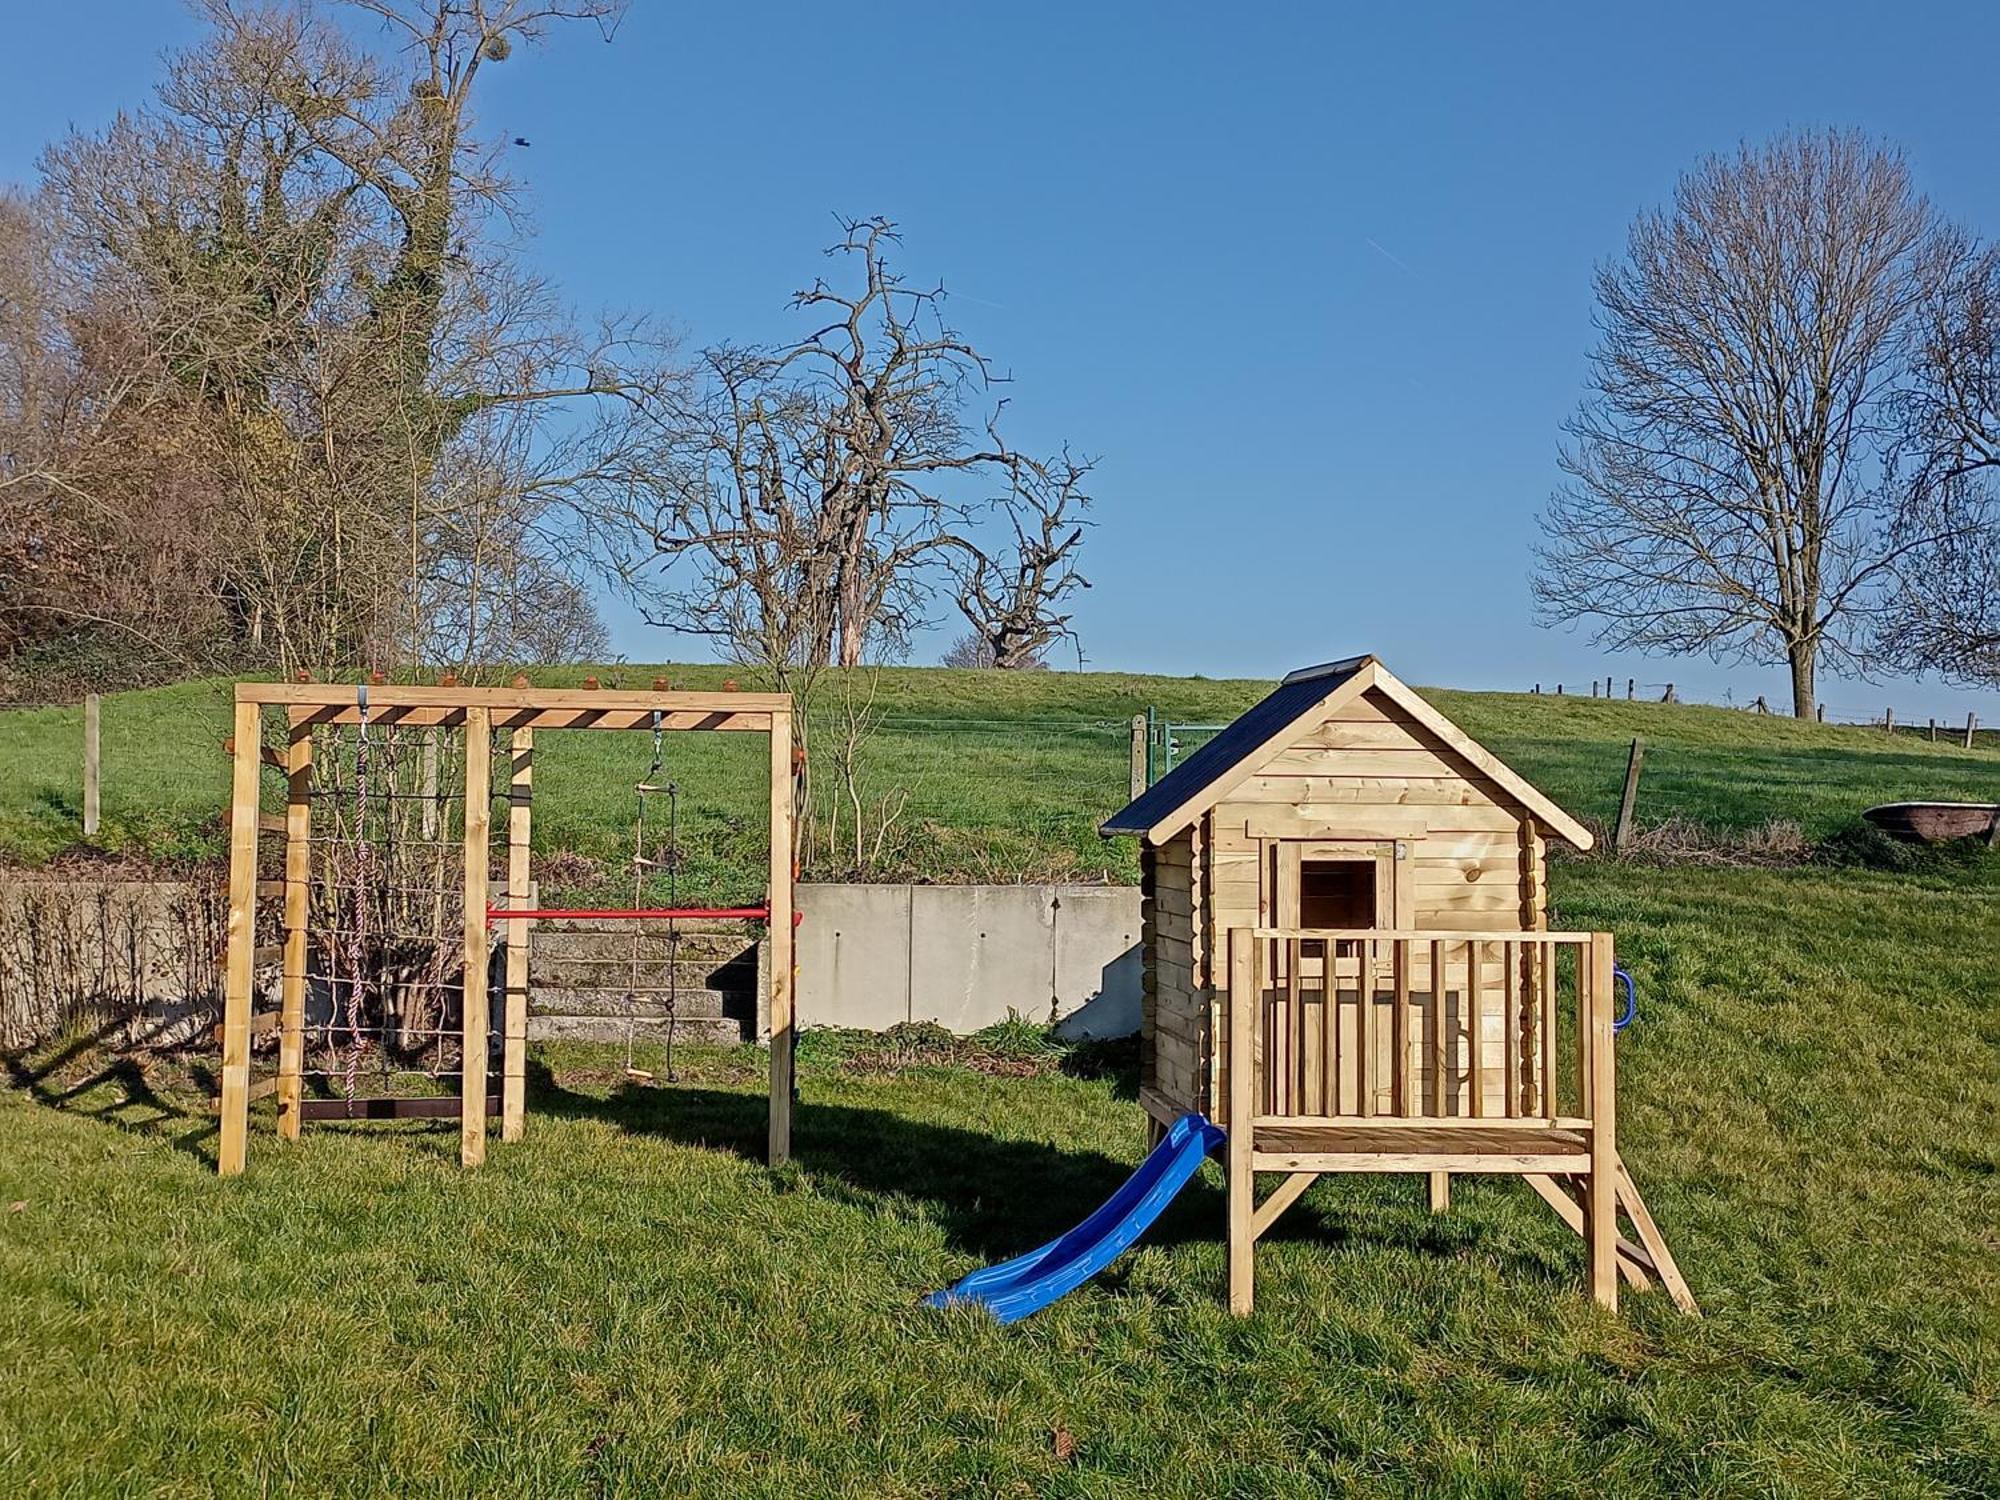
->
(215, 680, 797, 1176)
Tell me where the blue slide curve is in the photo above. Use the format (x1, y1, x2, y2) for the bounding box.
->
(926, 1112, 1225, 1324)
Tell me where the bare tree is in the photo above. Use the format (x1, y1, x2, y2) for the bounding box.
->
(1, 0, 651, 686)
(950, 453, 1092, 668)
(1535, 131, 1960, 717)
(603, 216, 1095, 679)
(1882, 236, 2000, 684)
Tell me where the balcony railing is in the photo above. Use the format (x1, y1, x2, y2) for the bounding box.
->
(1224, 928, 1617, 1128)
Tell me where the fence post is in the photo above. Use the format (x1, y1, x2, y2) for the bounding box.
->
(1885, 706, 1895, 734)
(1817, 704, 1825, 723)
(82, 692, 101, 838)
(1626, 678, 1635, 700)
(1612, 737, 1644, 856)
(1968, 713, 1979, 750)
(1663, 684, 1676, 704)
(1129, 714, 1147, 800)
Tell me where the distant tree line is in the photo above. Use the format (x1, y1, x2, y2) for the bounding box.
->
(1537, 129, 2000, 713)
(0, 1, 1093, 695)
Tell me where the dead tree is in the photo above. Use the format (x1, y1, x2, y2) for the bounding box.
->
(950, 454, 1093, 668)
(1535, 131, 1959, 717)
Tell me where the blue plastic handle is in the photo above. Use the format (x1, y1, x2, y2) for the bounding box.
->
(1612, 966, 1637, 1031)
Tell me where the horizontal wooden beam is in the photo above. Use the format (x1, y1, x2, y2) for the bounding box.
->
(299, 1094, 501, 1122)
(242, 682, 789, 714)
(1245, 927, 1597, 945)
(1253, 1151, 1593, 1174)
(284, 704, 771, 733)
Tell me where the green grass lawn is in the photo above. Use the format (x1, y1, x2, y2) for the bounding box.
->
(4, 851, 1998, 1497)
(2, 666, 1996, 894)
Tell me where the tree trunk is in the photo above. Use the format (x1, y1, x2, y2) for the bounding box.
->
(1788, 638, 1817, 719)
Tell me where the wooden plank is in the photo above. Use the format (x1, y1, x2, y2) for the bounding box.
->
(1256, 1150, 1593, 1174)
(277, 725, 312, 1141)
(211, 1011, 280, 1045)
(1467, 937, 1484, 1118)
(1392, 937, 1411, 1114)
(243, 681, 790, 713)
(1251, 1171, 1319, 1241)
(1586, 933, 1618, 1310)
(287, 705, 774, 732)
(501, 727, 533, 1144)
(300, 1093, 500, 1122)
(208, 1076, 278, 1113)
(1502, 939, 1519, 1119)
(1617, 1159, 1700, 1315)
(1356, 936, 1374, 1117)
(1227, 929, 1258, 1315)
(461, 706, 492, 1169)
(82, 692, 100, 837)
(1232, 775, 1510, 808)
(1428, 939, 1446, 1118)
(218, 700, 261, 1177)
(768, 709, 796, 1166)
(1522, 1174, 1651, 1290)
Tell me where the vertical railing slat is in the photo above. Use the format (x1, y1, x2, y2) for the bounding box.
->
(1393, 938, 1411, 1116)
(1429, 938, 1446, 1118)
(1357, 937, 1374, 1117)
(1501, 939, 1518, 1118)
(1467, 939, 1484, 1118)
(1541, 941, 1558, 1120)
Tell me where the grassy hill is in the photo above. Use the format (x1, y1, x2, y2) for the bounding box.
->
(1, 665, 1995, 899)
(3, 664, 1998, 1493)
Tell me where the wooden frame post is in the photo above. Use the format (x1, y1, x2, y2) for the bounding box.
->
(767, 709, 795, 1166)
(218, 701, 262, 1176)
(1227, 929, 1257, 1315)
(501, 727, 532, 1143)
(1585, 932, 1618, 1310)
(82, 691, 101, 837)
(461, 707, 492, 1168)
(276, 723, 313, 1140)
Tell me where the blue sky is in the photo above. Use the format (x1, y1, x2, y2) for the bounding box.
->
(5, 2, 1998, 719)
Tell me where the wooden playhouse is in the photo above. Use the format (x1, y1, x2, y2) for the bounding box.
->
(1101, 655, 1694, 1315)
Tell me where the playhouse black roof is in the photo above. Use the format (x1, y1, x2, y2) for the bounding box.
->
(1099, 657, 1369, 838)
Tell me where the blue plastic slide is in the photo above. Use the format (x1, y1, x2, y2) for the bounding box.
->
(926, 1112, 1225, 1324)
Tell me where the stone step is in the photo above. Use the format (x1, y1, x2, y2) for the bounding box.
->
(526, 985, 748, 1020)
(529, 957, 756, 993)
(528, 929, 758, 965)
(528, 1013, 753, 1045)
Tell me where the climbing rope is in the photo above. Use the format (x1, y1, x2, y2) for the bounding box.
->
(624, 710, 682, 1083)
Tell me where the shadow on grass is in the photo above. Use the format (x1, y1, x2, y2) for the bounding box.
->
(2, 1018, 219, 1164)
(518, 1060, 1547, 1282)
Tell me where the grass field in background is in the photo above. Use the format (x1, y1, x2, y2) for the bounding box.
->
(4, 852, 1997, 1496)
(0, 666, 1996, 897)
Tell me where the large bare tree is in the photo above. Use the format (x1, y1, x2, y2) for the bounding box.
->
(603, 217, 1094, 676)
(949, 453, 1093, 668)
(1535, 131, 1960, 716)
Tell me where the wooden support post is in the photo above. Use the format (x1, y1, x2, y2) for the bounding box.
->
(82, 692, 101, 838)
(1967, 712, 1978, 750)
(218, 700, 262, 1177)
(461, 707, 492, 1169)
(1885, 706, 1895, 734)
(1626, 678, 1634, 700)
(1585, 933, 1618, 1310)
(276, 725, 312, 1140)
(1611, 737, 1644, 856)
(501, 727, 533, 1143)
(1428, 1170, 1451, 1213)
(1129, 714, 1147, 799)
(767, 709, 796, 1166)
(1227, 931, 1257, 1316)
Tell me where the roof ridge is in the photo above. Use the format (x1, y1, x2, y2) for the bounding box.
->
(1281, 654, 1371, 685)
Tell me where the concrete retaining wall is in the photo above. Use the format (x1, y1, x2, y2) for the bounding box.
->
(796, 883, 1142, 1038)
(0, 878, 1145, 1050)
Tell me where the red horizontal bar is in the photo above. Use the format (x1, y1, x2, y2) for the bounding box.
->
(486, 906, 772, 923)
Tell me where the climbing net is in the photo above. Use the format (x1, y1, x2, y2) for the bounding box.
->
(285, 711, 497, 1109)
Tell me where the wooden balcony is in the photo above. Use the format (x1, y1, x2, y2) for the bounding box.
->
(1223, 927, 1695, 1316)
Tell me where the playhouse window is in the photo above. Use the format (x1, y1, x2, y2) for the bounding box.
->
(1298, 858, 1376, 930)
